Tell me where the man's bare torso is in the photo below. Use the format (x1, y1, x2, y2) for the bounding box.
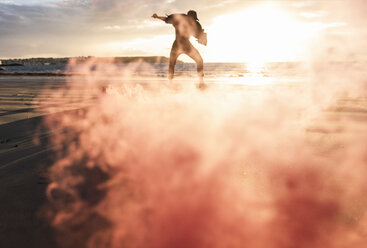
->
(165, 14, 202, 42)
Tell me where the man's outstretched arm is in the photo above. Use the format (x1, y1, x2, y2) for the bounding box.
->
(152, 13, 167, 22)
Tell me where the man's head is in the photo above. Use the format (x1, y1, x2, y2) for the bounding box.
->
(187, 10, 199, 21)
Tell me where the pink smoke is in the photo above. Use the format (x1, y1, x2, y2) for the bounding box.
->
(39, 54, 367, 248)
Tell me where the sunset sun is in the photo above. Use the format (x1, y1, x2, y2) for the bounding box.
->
(205, 3, 316, 63)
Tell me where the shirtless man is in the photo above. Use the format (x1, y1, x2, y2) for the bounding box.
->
(152, 10, 207, 87)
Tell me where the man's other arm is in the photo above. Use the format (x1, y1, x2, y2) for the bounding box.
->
(152, 13, 169, 22)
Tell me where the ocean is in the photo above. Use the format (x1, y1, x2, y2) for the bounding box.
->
(0, 62, 307, 79)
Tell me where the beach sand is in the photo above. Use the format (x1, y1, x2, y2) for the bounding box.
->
(1, 75, 367, 247)
(0, 76, 96, 247)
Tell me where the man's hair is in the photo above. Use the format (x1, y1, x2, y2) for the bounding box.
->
(187, 10, 199, 21)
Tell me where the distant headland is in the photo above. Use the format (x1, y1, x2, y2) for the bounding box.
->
(0, 56, 184, 66)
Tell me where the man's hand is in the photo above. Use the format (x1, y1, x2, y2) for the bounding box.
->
(152, 13, 167, 22)
(197, 31, 207, 46)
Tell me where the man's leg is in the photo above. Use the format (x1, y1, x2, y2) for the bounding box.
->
(169, 42, 180, 82)
(186, 46, 204, 85)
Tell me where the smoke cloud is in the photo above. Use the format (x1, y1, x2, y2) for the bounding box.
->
(38, 53, 367, 248)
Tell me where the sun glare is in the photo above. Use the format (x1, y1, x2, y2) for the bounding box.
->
(205, 3, 317, 63)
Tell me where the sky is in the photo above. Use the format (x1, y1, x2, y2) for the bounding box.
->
(0, 0, 366, 62)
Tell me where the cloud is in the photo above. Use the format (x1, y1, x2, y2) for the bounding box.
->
(57, 0, 89, 7)
(0, 3, 90, 57)
(1, 0, 367, 59)
(103, 25, 121, 30)
(0, 0, 262, 58)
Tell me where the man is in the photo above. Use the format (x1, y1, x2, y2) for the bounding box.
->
(152, 10, 207, 87)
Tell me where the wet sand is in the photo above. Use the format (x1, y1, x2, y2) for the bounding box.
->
(0, 76, 93, 247)
(0, 115, 59, 247)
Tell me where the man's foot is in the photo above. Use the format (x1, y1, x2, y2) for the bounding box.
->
(197, 83, 207, 90)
